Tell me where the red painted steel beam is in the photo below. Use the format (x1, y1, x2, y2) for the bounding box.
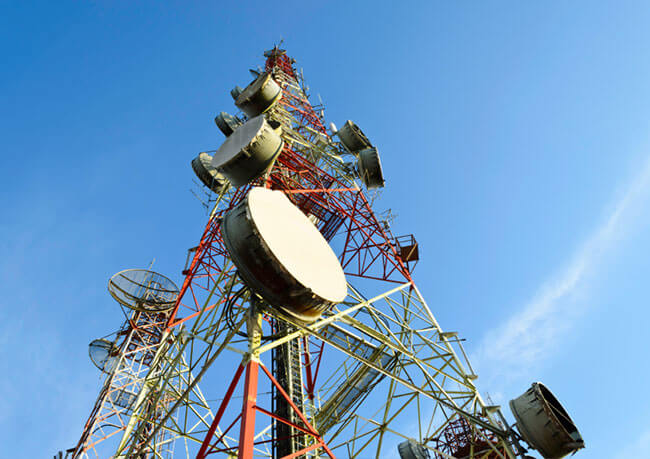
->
(237, 360, 260, 459)
(196, 363, 245, 459)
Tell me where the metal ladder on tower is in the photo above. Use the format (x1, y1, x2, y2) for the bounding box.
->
(273, 324, 307, 458)
(287, 335, 307, 454)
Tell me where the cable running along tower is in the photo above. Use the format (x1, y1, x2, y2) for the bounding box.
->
(61, 47, 585, 459)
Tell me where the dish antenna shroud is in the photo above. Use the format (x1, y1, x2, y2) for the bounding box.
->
(510, 382, 585, 459)
(214, 111, 243, 137)
(191, 152, 228, 193)
(210, 115, 284, 187)
(235, 71, 282, 117)
(357, 147, 385, 189)
(337, 120, 372, 153)
(398, 439, 430, 459)
(108, 269, 179, 312)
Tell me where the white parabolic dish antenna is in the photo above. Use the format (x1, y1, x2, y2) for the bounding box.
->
(221, 187, 347, 322)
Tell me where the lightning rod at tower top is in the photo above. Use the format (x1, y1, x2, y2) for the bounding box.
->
(58, 45, 585, 459)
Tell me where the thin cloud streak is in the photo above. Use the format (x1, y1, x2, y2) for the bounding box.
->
(614, 429, 650, 459)
(474, 155, 650, 378)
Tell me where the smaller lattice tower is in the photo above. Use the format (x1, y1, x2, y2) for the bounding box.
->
(69, 269, 183, 458)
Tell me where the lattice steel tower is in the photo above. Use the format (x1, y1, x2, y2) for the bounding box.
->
(59, 46, 585, 459)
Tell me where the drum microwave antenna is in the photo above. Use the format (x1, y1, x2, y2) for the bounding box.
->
(61, 46, 584, 459)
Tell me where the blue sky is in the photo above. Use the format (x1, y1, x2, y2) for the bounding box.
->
(2, 2, 650, 457)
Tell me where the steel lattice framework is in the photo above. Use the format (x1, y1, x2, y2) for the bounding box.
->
(67, 47, 519, 459)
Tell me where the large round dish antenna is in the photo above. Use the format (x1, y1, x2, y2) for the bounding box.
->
(214, 111, 243, 137)
(337, 120, 372, 153)
(192, 152, 228, 193)
(108, 269, 179, 312)
(221, 187, 347, 322)
(211, 115, 284, 187)
(235, 72, 282, 117)
(88, 339, 119, 373)
(510, 382, 584, 458)
(357, 147, 385, 189)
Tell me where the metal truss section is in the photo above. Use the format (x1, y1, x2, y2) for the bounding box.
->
(68, 46, 520, 459)
(72, 310, 174, 458)
(114, 331, 224, 458)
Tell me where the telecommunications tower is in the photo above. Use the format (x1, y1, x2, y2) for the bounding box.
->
(59, 46, 585, 459)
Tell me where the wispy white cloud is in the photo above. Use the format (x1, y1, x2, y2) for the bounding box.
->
(473, 155, 650, 380)
(614, 428, 650, 459)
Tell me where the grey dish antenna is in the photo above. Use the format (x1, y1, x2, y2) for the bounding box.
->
(510, 382, 584, 458)
(230, 86, 243, 100)
(108, 269, 180, 312)
(357, 147, 385, 189)
(210, 115, 284, 187)
(334, 120, 385, 189)
(337, 120, 372, 153)
(235, 72, 282, 117)
(214, 112, 243, 137)
(398, 440, 430, 459)
(192, 152, 228, 193)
